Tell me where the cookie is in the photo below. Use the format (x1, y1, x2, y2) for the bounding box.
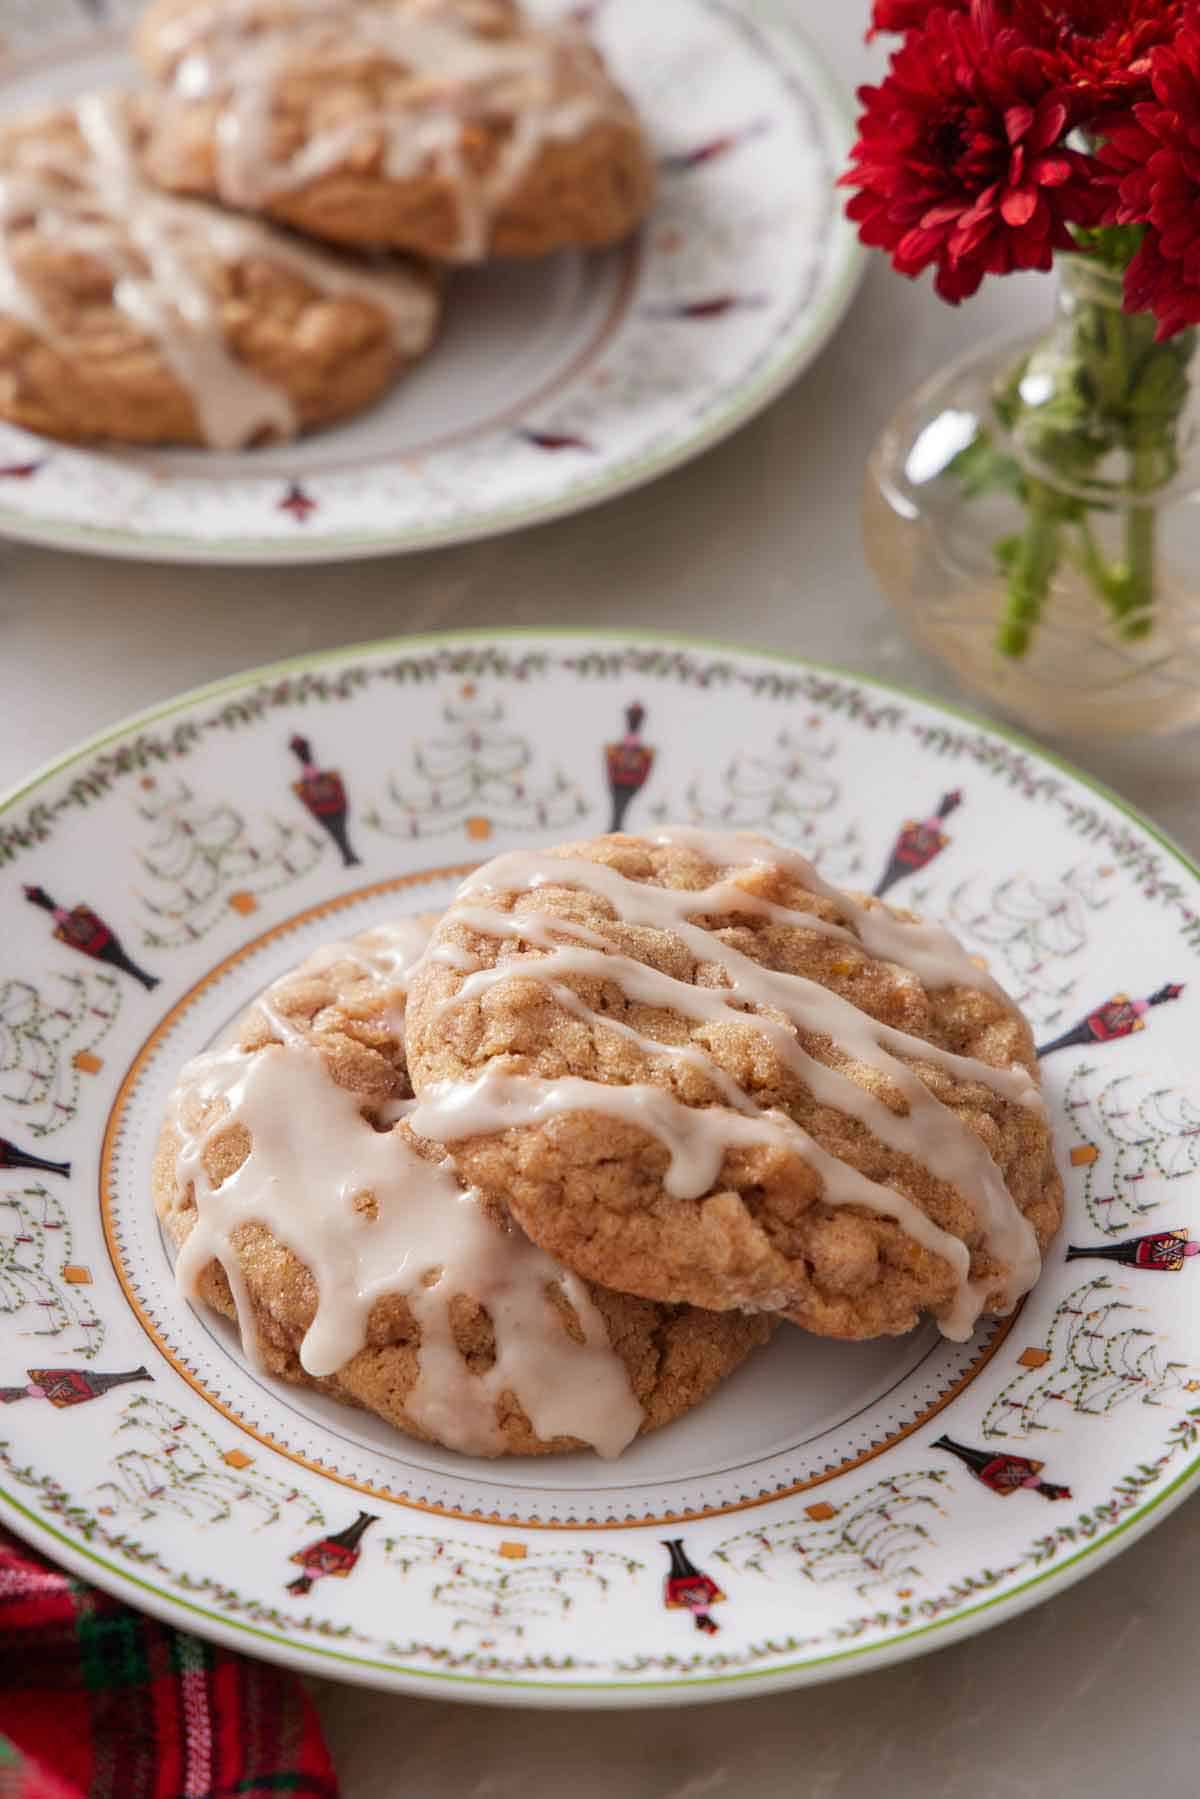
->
(134, 0, 656, 261)
(405, 830, 1064, 1342)
(0, 95, 439, 447)
(154, 915, 771, 1459)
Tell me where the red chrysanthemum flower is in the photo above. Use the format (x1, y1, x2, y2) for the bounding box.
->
(1096, 24, 1200, 337)
(1008, 0, 1186, 108)
(842, 8, 1103, 302)
(870, 2, 1183, 102)
(869, 0, 967, 38)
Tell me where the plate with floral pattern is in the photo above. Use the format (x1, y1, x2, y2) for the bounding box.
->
(2, 628, 1199, 1707)
(0, 0, 860, 565)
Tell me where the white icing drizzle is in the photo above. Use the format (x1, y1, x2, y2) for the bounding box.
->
(298, 914, 438, 986)
(293, 914, 437, 1033)
(0, 94, 437, 447)
(648, 826, 1010, 1000)
(152, 0, 640, 261)
(429, 940, 484, 973)
(409, 834, 1047, 1339)
(169, 1000, 642, 1459)
(408, 1070, 972, 1318)
(457, 848, 1042, 1109)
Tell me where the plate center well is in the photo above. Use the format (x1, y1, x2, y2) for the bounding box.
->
(104, 874, 1009, 1527)
(135, 247, 636, 479)
(185, 1284, 966, 1494)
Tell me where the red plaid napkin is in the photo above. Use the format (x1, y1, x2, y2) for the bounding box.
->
(0, 1529, 338, 1799)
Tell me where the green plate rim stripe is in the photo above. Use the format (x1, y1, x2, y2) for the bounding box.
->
(3, 626, 1197, 892)
(0, 1444, 1196, 1702)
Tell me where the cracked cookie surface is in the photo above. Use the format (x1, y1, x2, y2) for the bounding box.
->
(135, 0, 656, 261)
(0, 97, 439, 446)
(155, 915, 771, 1458)
(405, 832, 1063, 1341)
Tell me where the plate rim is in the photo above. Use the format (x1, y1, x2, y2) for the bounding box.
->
(0, 0, 865, 567)
(2, 623, 1199, 1706)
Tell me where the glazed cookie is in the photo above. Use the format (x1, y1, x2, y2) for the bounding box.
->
(405, 830, 1064, 1342)
(154, 915, 771, 1459)
(134, 0, 656, 260)
(0, 96, 439, 447)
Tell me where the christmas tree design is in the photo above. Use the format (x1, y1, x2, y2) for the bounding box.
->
(908, 865, 1115, 1032)
(934, 1436, 1072, 1502)
(289, 735, 360, 867)
(0, 1183, 104, 1358)
(286, 1510, 377, 1595)
(982, 1276, 1189, 1439)
(385, 1536, 643, 1639)
(714, 1472, 951, 1596)
(1037, 983, 1185, 1059)
(0, 1365, 152, 1408)
(661, 1538, 725, 1635)
(873, 791, 962, 897)
(365, 684, 588, 844)
(1066, 1230, 1200, 1273)
(605, 703, 655, 832)
(22, 887, 159, 992)
(134, 777, 325, 949)
(0, 972, 119, 1138)
(659, 719, 865, 883)
(1062, 1064, 1200, 1236)
(93, 1396, 324, 1531)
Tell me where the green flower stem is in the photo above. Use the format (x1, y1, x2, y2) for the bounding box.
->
(953, 233, 1198, 659)
(1072, 516, 1106, 585)
(1068, 517, 1117, 602)
(997, 480, 1061, 658)
(1101, 304, 1165, 642)
(1066, 504, 1154, 642)
(1121, 485, 1158, 642)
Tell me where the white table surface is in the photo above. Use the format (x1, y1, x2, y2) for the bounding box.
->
(3, 9, 1198, 1795)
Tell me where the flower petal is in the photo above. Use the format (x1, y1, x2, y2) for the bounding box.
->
(1000, 187, 1038, 226)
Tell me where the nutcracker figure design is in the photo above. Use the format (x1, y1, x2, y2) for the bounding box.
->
(661, 119, 770, 173)
(22, 887, 159, 992)
(286, 1510, 378, 1596)
(0, 1138, 70, 1179)
(934, 1436, 1072, 1502)
(605, 704, 655, 833)
(661, 1538, 725, 1635)
(1066, 1230, 1200, 1272)
(0, 1365, 152, 1407)
(1037, 984, 1185, 1058)
(873, 792, 962, 897)
(289, 736, 361, 868)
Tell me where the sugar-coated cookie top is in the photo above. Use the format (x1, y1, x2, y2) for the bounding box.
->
(159, 914, 694, 1459)
(136, 0, 651, 259)
(0, 95, 438, 446)
(406, 829, 1063, 1342)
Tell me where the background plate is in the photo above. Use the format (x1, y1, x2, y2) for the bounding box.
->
(0, 0, 862, 563)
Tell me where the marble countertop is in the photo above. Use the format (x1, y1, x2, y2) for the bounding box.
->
(1, 7, 1197, 1795)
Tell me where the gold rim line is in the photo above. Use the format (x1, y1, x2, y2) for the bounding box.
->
(101, 869, 1018, 1530)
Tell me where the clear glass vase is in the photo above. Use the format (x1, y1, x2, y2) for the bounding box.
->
(863, 254, 1200, 738)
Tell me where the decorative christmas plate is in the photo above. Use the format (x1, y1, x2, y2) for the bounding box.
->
(0, 0, 860, 565)
(2, 628, 1199, 1707)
